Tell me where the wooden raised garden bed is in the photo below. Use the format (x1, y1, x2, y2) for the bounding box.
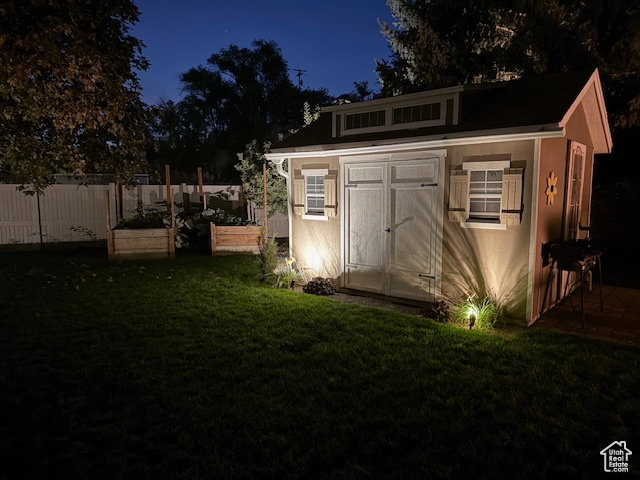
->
(108, 227, 175, 259)
(105, 189, 176, 260)
(210, 224, 261, 255)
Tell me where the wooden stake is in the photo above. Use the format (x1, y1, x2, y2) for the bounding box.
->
(169, 188, 175, 259)
(262, 160, 268, 230)
(170, 189, 175, 228)
(210, 223, 216, 256)
(197, 167, 204, 202)
(105, 190, 113, 257)
(165, 164, 171, 208)
(114, 182, 121, 222)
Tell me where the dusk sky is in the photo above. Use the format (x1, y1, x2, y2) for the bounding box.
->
(132, 0, 394, 105)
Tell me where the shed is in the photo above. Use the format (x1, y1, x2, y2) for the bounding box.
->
(266, 69, 612, 324)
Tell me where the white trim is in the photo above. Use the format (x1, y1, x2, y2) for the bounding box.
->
(339, 162, 345, 288)
(322, 86, 465, 113)
(302, 214, 328, 221)
(301, 168, 328, 176)
(435, 153, 445, 300)
(526, 138, 541, 324)
(340, 154, 446, 301)
(558, 69, 612, 153)
(340, 149, 448, 165)
(264, 157, 294, 252)
(563, 141, 587, 241)
(460, 221, 507, 230)
(338, 98, 449, 137)
(271, 157, 289, 180)
(266, 129, 563, 161)
(270, 159, 293, 257)
(462, 159, 510, 225)
(391, 99, 446, 126)
(302, 172, 326, 216)
(462, 160, 510, 171)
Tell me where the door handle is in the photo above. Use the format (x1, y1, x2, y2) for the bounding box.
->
(384, 228, 391, 233)
(418, 274, 435, 279)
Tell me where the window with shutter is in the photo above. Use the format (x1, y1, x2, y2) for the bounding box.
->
(293, 176, 305, 215)
(500, 168, 524, 225)
(293, 168, 337, 220)
(324, 174, 337, 217)
(448, 171, 468, 222)
(306, 175, 325, 214)
(448, 161, 523, 229)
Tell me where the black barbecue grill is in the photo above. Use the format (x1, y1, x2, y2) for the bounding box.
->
(541, 238, 604, 328)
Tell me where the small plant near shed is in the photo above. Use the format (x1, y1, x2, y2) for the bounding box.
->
(257, 229, 278, 282)
(427, 299, 451, 323)
(303, 277, 336, 295)
(268, 257, 306, 289)
(451, 293, 500, 329)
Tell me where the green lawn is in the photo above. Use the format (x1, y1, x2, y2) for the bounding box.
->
(0, 251, 638, 479)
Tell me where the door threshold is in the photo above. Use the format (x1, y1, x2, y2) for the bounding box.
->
(336, 287, 433, 309)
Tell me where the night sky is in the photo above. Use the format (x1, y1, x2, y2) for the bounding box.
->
(132, 0, 394, 105)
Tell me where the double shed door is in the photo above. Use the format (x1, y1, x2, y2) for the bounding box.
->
(344, 158, 442, 302)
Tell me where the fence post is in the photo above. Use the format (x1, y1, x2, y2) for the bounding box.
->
(36, 191, 43, 250)
(169, 189, 175, 259)
(197, 167, 204, 206)
(165, 164, 171, 209)
(262, 160, 268, 231)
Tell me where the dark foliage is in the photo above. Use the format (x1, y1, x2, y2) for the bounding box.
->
(303, 277, 336, 295)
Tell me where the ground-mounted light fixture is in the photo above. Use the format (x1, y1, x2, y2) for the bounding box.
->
(468, 307, 477, 330)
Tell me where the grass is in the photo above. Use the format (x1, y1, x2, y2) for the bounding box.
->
(0, 250, 638, 479)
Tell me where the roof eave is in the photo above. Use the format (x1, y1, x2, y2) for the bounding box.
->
(266, 124, 563, 160)
(559, 69, 613, 154)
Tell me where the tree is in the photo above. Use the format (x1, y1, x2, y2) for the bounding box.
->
(151, 39, 332, 181)
(336, 81, 376, 103)
(235, 102, 321, 217)
(0, 0, 150, 192)
(235, 140, 287, 217)
(378, 0, 640, 129)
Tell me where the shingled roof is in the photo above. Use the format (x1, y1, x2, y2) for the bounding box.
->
(272, 69, 598, 153)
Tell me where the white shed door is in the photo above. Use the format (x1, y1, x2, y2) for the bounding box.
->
(344, 163, 387, 292)
(388, 161, 439, 301)
(344, 158, 441, 302)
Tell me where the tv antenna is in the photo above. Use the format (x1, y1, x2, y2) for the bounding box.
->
(292, 68, 307, 89)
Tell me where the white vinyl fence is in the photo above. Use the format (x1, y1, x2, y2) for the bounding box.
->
(0, 184, 116, 245)
(0, 183, 288, 246)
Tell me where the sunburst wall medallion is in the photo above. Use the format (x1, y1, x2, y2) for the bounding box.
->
(545, 171, 558, 205)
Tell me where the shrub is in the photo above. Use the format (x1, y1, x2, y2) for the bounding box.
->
(428, 300, 451, 323)
(451, 295, 500, 329)
(116, 205, 190, 248)
(116, 205, 167, 229)
(268, 257, 306, 289)
(303, 277, 336, 295)
(257, 229, 278, 282)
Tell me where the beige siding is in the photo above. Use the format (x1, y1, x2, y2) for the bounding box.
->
(289, 157, 341, 279)
(441, 140, 535, 323)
